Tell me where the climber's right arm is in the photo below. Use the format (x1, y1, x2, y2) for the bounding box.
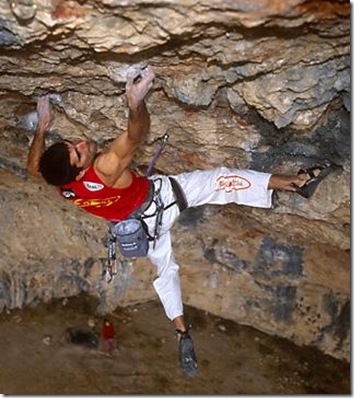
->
(27, 95, 52, 178)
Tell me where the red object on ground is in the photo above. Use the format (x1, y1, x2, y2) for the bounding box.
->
(102, 320, 115, 340)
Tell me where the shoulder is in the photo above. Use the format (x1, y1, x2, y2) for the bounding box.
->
(93, 152, 133, 187)
(94, 152, 120, 177)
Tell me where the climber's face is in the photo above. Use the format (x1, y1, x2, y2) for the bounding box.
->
(65, 139, 98, 170)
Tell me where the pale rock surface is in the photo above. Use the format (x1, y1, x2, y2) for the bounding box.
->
(0, 0, 350, 361)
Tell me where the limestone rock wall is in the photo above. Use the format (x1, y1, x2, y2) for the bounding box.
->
(0, 0, 350, 361)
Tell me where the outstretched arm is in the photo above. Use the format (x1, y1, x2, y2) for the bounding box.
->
(27, 95, 52, 178)
(95, 66, 155, 185)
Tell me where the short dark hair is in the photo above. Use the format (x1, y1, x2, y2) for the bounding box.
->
(39, 142, 82, 186)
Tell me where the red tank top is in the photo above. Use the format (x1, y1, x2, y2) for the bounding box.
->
(58, 166, 150, 221)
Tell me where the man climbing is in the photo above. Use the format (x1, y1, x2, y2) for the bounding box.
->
(27, 65, 334, 377)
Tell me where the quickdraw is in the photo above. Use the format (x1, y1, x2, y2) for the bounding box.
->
(105, 230, 118, 284)
(146, 133, 169, 177)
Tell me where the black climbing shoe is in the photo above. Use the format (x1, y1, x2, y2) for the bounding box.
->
(178, 331, 198, 377)
(293, 163, 339, 199)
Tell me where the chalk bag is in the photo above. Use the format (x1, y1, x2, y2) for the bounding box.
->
(113, 219, 149, 258)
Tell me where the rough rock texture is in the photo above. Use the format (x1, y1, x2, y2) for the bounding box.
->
(0, 0, 350, 361)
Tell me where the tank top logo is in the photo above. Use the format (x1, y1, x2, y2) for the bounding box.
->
(60, 188, 76, 199)
(84, 181, 104, 191)
(72, 196, 121, 208)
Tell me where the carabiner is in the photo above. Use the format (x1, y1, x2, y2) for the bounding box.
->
(161, 133, 169, 146)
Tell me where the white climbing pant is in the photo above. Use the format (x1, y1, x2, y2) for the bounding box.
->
(142, 167, 273, 322)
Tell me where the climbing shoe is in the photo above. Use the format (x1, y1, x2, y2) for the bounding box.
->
(177, 330, 198, 377)
(293, 162, 339, 199)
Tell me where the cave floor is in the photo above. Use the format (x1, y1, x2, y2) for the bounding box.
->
(0, 294, 350, 395)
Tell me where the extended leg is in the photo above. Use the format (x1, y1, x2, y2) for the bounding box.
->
(147, 231, 198, 377)
(172, 167, 274, 209)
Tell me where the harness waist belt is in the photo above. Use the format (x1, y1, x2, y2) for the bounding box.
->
(128, 180, 155, 218)
(168, 177, 188, 212)
(129, 177, 188, 219)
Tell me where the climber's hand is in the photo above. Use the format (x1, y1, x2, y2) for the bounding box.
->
(125, 65, 155, 110)
(36, 95, 52, 132)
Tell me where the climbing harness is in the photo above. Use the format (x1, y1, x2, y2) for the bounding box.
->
(104, 133, 169, 282)
(104, 132, 189, 282)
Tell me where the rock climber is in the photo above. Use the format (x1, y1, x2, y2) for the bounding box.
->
(26, 65, 335, 377)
